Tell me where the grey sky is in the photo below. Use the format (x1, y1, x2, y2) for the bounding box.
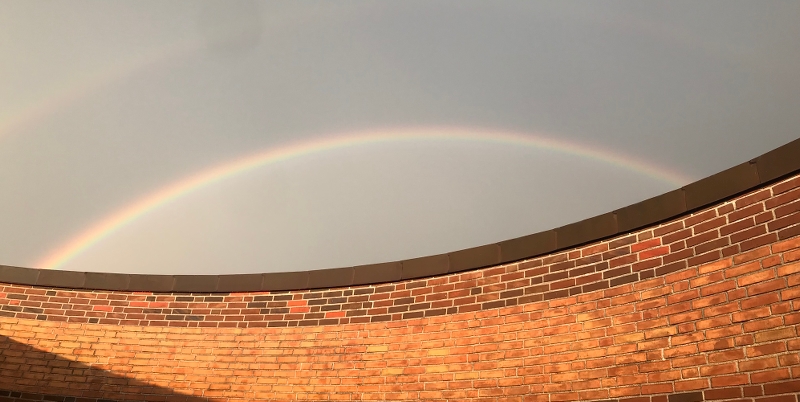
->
(1, 1, 798, 274)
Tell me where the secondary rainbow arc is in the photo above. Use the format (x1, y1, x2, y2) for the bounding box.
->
(36, 127, 692, 270)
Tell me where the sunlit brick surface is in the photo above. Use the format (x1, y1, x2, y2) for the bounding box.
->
(0, 174, 799, 401)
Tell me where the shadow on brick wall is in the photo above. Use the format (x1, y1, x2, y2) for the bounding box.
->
(0, 334, 209, 402)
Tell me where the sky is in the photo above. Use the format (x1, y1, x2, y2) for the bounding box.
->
(1, 1, 798, 274)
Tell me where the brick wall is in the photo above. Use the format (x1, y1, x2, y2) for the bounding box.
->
(0, 173, 799, 401)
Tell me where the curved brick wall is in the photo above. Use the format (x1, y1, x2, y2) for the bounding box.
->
(1, 139, 799, 402)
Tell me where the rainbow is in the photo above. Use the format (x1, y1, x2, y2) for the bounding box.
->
(36, 127, 692, 270)
(0, 40, 201, 141)
(0, 7, 367, 141)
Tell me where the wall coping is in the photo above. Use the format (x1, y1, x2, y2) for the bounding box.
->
(1, 137, 798, 293)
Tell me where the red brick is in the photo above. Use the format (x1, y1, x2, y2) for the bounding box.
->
(740, 356, 780, 372)
(704, 387, 743, 400)
(778, 262, 800, 277)
(721, 217, 757, 237)
(707, 348, 745, 363)
(732, 306, 772, 322)
(741, 293, 781, 310)
(748, 342, 788, 358)
(742, 233, 780, 252)
(674, 378, 709, 391)
(639, 246, 670, 260)
(699, 258, 734, 274)
(631, 238, 662, 253)
(773, 237, 800, 253)
(751, 368, 791, 383)
(711, 374, 749, 387)
(755, 328, 797, 343)
(757, 395, 799, 402)
(737, 188, 771, 207)
(694, 216, 726, 234)
(747, 279, 787, 296)
(738, 270, 776, 287)
(764, 379, 800, 394)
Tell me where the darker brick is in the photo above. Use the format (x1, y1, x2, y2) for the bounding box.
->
(603, 246, 631, 260)
(366, 315, 389, 322)
(669, 392, 703, 402)
(688, 251, 721, 267)
(741, 233, 778, 252)
(544, 271, 568, 282)
(583, 280, 609, 292)
(610, 273, 639, 287)
(482, 300, 505, 309)
(778, 224, 800, 240)
(543, 290, 569, 300)
(552, 260, 577, 272)
(353, 288, 375, 296)
(640, 269, 655, 280)
(656, 261, 687, 276)
(569, 265, 596, 278)
(609, 235, 636, 250)
(603, 266, 631, 279)
(655, 221, 684, 237)
(425, 308, 447, 317)
(403, 311, 424, 319)
(500, 289, 523, 299)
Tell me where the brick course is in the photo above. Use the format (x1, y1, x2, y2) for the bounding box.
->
(0, 171, 799, 400)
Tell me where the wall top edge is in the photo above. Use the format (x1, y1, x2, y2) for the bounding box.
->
(2, 137, 798, 293)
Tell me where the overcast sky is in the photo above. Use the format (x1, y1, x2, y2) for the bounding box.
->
(1, 1, 798, 274)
